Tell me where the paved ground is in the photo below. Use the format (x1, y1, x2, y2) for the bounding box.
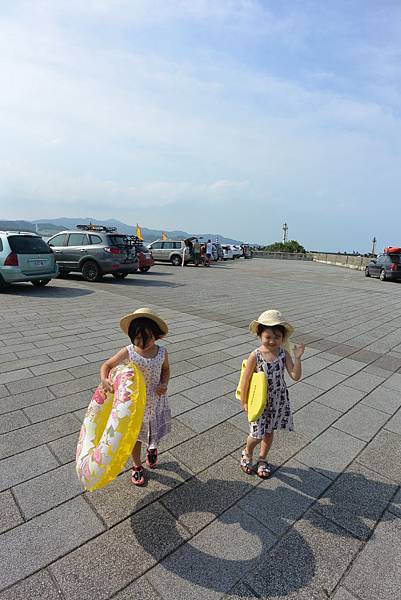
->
(0, 258, 400, 600)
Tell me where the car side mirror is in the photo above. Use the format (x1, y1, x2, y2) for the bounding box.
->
(371, 259, 376, 264)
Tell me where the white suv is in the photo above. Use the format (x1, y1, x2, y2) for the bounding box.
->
(147, 239, 191, 266)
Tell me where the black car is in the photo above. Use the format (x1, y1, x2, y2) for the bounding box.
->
(365, 252, 401, 281)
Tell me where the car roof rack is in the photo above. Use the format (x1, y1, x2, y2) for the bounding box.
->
(76, 224, 117, 232)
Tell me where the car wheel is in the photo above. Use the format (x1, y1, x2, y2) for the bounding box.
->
(379, 269, 386, 281)
(0, 275, 10, 291)
(31, 279, 51, 287)
(139, 266, 150, 273)
(112, 273, 128, 279)
(171, 255, 181, 266)
(81, 260, 102, 282)
(364, 267, 370, 277)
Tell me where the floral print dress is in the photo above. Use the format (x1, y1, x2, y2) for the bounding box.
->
(249, 348, 294, 438)
(127, 344, 171, 448)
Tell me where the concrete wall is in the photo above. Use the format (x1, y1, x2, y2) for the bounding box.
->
(253, 251, 371, 271)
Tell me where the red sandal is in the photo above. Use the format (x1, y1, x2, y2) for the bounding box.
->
(146, 448, 158, 469)
(131, 466, 145, 486)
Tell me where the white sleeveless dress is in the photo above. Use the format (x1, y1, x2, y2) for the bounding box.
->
(127, 344, 171, 448)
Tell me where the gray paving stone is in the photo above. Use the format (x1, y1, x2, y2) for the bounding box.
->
(316, 462, 398, 540)
(66, 359, 103, 378)
(290, 381, 323, 410)
(384, 408, 401, 435)
(330, 587, 359, 600)
(147, 505, 277, 600)
(383, 372, 401, 392)
(315, 384, 366, 412)
(48, 432, 79, 464)
(343, 371, 385, 393)
(328, 358, 365, 376)
(0, 368, 33, 385)
(328, 344, 358, 358)
(0, 410, 30, 434)
(13, 461, 83, 519)
(169, 360, 198, 377)
(333, 403, 390, 442)
(342, 510, 401, 600)
(112, 576, 162, 600)
(86, 452, 193, 527)
(303, 369, 348, 391)
(0, 496, 105, 591)
(302, 356, 334, 377)
(161, 455, 260, 535)
(177, 395, 240, 433)
(30, 356, 88, 376)
(0, 384, 9, 398)
(389, 487, 401, 518)
(0, 355, 49, 374)
(158, 418, 197, 453)
(0, 570, 62, 600)
(357, 429, 401, 482)
(349, 349, 382, 364)
(295, 428, 366, 479)
(371, 354, 401, 372)
(239, 459, 331, 536)
(181, 377, 236, 404)
(0, 413, 80, 460)
(169, 421, 245, 473)
(0, 387, 56, 414)
(167, 375, 198, 395)
(14, 344, 68, 359)
(244, 509, 362, 600)
(0, 445, 59, 491)
(49, 374, 99, 398)
(186, 363, 236, 384)
(23, 391, 92, 423)
(294, 402, 342, 439)
(221, 582, 259, 599)
(5, 370, 74, 395)
(168, 393, 198, 417)
(361, 386, 401, 415)
(50, 505, 188, 600)
(0, 490, 23, 533)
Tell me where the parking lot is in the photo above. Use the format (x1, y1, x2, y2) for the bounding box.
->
(1, 258, 401, 599)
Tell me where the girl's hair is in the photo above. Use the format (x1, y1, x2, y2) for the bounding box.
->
(257, 324, 286, 338)
(128, 317, 164, 347)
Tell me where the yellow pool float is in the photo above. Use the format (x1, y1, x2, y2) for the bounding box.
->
(76, 362, 146, 491)
(236, 359, 268, 422)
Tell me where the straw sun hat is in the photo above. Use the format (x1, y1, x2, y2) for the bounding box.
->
(120, 307, 168, 336)
(249, 309, 294, 339)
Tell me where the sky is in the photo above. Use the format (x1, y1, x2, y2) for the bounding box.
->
(1, 0, 401, 251)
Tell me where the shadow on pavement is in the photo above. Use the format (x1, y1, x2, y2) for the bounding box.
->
(0, 284, 94, 298)
(130, 461, 399, 597)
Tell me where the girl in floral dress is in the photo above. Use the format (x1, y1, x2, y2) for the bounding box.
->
(239, 309, 305, 478)
(100, 308, 171, 486)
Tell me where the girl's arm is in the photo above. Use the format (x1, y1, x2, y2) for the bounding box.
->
(285, 343, 305, 381)
(240, 351, 257, 411)
(100, 347, 129, 392)
(155, 349, 170, 395)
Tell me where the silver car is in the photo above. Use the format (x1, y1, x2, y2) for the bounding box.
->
(147, 239, 191, 266)
(0, 231, 58, 289)
(47, 225, 139, 281)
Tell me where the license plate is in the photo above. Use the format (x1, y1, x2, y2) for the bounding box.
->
(29, 259, 48, 266)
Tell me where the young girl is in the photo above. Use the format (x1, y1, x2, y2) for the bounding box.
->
(100, 307, 171, 486)
(240, 309, 305, 479)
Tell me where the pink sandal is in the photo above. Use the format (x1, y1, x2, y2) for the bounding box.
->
(131, 466, 145, 486)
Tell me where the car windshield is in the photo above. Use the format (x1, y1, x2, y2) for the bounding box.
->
(107, 235, 129, 247)
(8, 236, 53, 255)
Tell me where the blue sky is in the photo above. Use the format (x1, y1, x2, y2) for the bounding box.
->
(0, 0, 400, 251)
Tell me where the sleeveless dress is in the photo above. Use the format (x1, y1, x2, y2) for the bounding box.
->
(126, 344, 171, 448)
(249, 348, 294, 438)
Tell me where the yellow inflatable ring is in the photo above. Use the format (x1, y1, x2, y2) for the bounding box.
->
(76, 362, 146, 491)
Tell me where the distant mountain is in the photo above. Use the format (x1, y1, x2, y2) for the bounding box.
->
(33, 217, 243, 244)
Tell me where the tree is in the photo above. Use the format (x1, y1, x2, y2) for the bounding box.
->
(262, 240, 306, 253)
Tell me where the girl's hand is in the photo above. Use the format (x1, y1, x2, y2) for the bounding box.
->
(241, 402, 248, 413)
(101, 377, 113, 393)
(155, 383, 168, 396)
(293, 343, 305, 359)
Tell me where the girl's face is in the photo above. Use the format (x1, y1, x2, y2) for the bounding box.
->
(260, 328, 283, 349)
(134, 331, 156, 350)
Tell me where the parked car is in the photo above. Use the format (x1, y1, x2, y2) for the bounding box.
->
(214, 242, 224, 261)
(230, 245, 242, 259)
(365, 251, 401, 282)
(47, 225, 139, 281)
(0, 231, 58, 289)
(221, 245, 234, 260)
(147, 239, 191, 266)
(134, 241, 155, 273)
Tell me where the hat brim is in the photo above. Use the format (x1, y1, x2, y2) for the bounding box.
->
(249, 319, 294, 338)
(120, 312, 168, 336)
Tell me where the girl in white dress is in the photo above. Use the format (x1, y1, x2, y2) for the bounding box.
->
(100, 308, 171, 486)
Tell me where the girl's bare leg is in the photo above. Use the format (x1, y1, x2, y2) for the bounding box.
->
(245, 435, 260, 459)
(131, 441, 142, 467)
(259, 432, 274, 459)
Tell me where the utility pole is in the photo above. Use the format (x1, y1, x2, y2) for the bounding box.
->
(282, 222, 288, 243)
(371, 236, 377, 255)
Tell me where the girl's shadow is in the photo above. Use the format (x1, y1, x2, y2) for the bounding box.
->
(129, 458, 398, 597)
